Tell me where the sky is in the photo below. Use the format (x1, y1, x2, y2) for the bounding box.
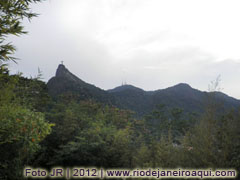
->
(8, 0, 240, 99)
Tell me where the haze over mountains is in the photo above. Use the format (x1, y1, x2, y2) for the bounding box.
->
(47, 64, 240, 116)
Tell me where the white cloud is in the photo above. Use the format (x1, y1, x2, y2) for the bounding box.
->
(7, 0, 240, 99)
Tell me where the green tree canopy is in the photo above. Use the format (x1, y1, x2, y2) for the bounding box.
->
(0, 0, 41, 62)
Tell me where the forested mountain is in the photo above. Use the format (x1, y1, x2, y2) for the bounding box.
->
(1, 1, 239, 179)
(2, 64, 240, 179)
(47, 64, 115, 104)
(47, 64, 240, 117)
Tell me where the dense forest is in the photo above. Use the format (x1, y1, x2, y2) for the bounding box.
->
(0, 1, 240, 180)
(1, 65, 240, 179)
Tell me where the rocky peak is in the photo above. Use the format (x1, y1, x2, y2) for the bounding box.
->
(56, 64, 69, 77)
(55, 64, 80, 83)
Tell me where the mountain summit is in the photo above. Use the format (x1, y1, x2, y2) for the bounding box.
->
(108, 84, 145, 93)
(55, 64, 82, 82)
(47, 64, 240, 116)
(56, 64, 70, 77)
(47, 64, 114, 103)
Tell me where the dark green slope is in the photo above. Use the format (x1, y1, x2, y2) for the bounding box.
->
(108, 85, 152, 116)
(108, 83, 206, 116)
(47, 65, 240, 116)
(109, 83, 240, 116)
(150, 83, 206, 113)
(47, 64, 115, 104)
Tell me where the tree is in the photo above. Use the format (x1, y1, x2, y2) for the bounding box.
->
(0, 69, 53, 179)
(179, 77, 240, 171)
(42, 101, 137, 168)
(0, 0, 41, 62)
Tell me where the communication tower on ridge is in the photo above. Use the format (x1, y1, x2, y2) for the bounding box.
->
(121, 80, 127, 86)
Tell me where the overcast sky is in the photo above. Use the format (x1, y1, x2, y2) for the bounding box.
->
(8, 0, 240, 99)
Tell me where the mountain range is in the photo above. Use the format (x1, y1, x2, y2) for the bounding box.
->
(47, 64, 240, 116)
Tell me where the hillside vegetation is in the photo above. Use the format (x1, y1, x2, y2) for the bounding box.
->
(0, 1, 239, 178)
(1, 64, 240, 179)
